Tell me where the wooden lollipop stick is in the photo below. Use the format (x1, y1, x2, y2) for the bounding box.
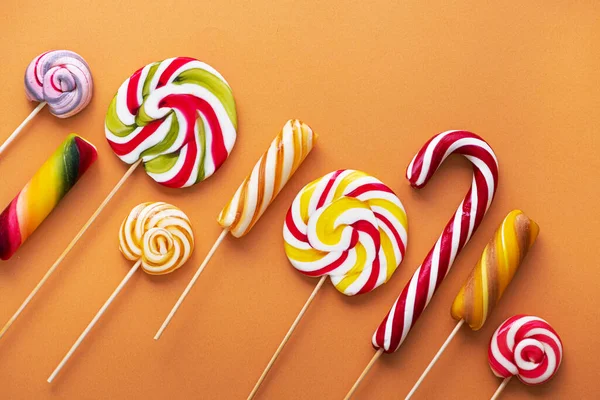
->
(490, 377, 511, 400)
(0, 102, 47, 156)
(247, 275, 327, 400)
(344, 348, 384, 400)
(47, 259, 142, 383)
(405, 319, 465, 399)
(0, 160, 141, 341)
(154, 228, 230, 340)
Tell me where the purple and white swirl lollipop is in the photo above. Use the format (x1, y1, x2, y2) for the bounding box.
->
(0, 50, 93, 156)
(24, 50, 93, 118)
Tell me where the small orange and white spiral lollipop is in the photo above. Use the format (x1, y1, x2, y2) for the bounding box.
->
(48, 202, 194, 383)
(118, 202, 194, 274)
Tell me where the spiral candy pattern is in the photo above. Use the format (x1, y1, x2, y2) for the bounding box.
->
(218, 119, 316, 237)
(105, 57, 237, 188)
(284, 169, 408, 296)
(451, 210, 539, 330)
(373, 130, 498, 352)
(0, 134, 97, 260)
(24, 50, 93, 118)
(489, 315, 563, 385)
(119, 202, 194, 274)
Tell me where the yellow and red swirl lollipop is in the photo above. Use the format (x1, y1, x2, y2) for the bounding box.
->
(48, 202, 194, 382)
(284, 169, 408, 295)
(247, 170, 408, 399)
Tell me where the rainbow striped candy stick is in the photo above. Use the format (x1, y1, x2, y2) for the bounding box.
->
(0, 134, 97, 260)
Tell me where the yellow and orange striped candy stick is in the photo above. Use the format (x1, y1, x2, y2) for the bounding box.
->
(405, 210, 539, 400)
(154, 119, 317, 339)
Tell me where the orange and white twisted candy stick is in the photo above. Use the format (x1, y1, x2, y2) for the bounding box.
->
(48, 202, 193, 383)
(218, 119, 316, 237)
(154, 119, 316, 339)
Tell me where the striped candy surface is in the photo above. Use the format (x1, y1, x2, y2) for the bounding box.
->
(451, 210, 539, 330)
(119, 202, 194, 275)
(284, 169, 408, 296)
(24, 50, 93, 118)
(0, 134, 98, 260)
(372, 130, 498, 352)
(489, 315, 563, 385)
(105, 57, 237, 188)
(218, 119, 316, 237)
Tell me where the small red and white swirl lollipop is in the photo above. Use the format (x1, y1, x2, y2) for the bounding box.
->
(488, 315, 563, 399)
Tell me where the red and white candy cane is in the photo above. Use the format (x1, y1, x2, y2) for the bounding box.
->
(344, 130, 499, 399)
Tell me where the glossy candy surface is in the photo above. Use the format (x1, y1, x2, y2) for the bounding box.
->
(372, 130, 499, 352)
(452, 210, 539, 330)
(218, 119, 316, 237)
(105, 57, 237, 188)
(0, 134, 97, 260)
(284, 169, 408, 296)
(24, 50, 93, 118)
(489, 315, 563, 385)
(118, 202, 194, 274)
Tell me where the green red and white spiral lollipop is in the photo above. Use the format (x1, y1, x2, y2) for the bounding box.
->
(105, 56, 238, 188)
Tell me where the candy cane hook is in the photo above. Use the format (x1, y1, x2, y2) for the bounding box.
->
(345, 130, 499, 398)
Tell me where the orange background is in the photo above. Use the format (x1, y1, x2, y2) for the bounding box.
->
(0, 1, 598, 399)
